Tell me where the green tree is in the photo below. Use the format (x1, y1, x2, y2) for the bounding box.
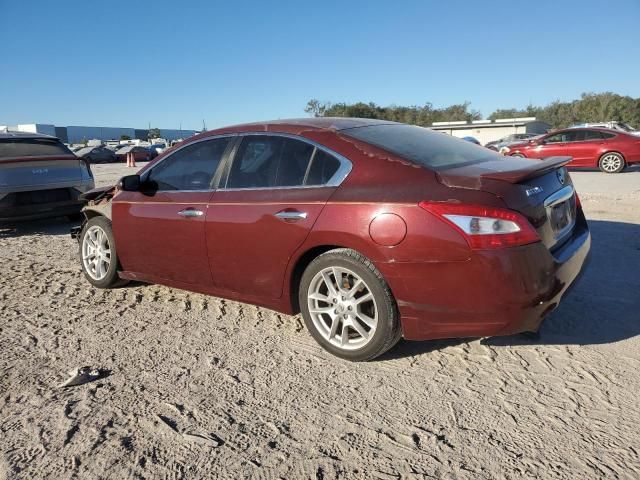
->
(148, 128, 162, 139)
(120, 134, 131, 140)
(306, 92, 640, 130)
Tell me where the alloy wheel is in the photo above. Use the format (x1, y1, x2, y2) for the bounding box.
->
(600, 154, 622, 173)
(82, 225, 111, 281)
(307, 266, 378, 350)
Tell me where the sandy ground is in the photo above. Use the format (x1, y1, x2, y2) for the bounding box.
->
(1, 163, 639, 479)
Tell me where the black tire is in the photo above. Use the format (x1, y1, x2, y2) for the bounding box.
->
(79, 216, 127, 288)
(598, 152, 625, 173)
(299, 248, 401, 361)
(511, 153, 525, 158)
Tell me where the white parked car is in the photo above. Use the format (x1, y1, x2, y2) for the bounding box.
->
(569, 122, 640, 136)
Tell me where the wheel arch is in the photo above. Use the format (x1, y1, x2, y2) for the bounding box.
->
(287, 244, 343, 314)
(82, 202, 112, 221)
(599, 150, 626, 162)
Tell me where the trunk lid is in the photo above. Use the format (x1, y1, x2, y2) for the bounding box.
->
(437, 156, 577, 251)
(0, 155, 84, 190)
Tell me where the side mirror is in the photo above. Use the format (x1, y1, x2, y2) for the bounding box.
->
(119, 174, 140, 191)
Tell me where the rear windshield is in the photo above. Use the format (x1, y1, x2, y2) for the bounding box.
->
(0, 138, 73, 159)
(341, 124, 501, 170)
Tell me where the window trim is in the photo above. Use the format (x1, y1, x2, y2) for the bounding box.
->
(218, 132, 352, 192)
(140, 134, 239, 193)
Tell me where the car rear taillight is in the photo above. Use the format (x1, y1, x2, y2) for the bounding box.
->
(575, 192, 581, 209)
(419, 202, 540, 249)
(82, 158, 94, 179)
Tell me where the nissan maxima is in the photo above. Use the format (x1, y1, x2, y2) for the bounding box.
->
(73, 118, 590, 361)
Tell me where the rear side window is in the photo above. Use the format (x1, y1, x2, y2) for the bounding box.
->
(0, 138, 72, 158)
(601, 132, 616, 139)
(341, 124, 501, 170)
(226, 136, 315, 188)
(583, 130, 603, 141)
(146, 137, 231, 191)
(306, 150, 340, 185)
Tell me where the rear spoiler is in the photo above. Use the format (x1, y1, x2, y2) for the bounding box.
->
(480, 156, 572, 183)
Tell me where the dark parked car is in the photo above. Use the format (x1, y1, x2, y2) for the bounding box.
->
(74, 118, 590, 361)
(115, 146, 154, 163)
(75, 145, 118, 164)
(503, 127, 640, 173)
(485, 133, 540, 151)
(0, 131, 94, 222)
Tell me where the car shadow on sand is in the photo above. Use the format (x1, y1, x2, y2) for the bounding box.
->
(382, 219, 640, 361)
(0, 217, 79, 238)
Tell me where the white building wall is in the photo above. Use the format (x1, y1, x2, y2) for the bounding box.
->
(15, 124, 57, 136)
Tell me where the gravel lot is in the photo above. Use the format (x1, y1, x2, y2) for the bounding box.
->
(1, 163, 639, 479)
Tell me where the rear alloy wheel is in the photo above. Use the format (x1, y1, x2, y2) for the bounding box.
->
(511, 153, 525, 158)
(80, 216, 126, 288)
(599, 152, 625, 173)
(299, 249, 401, 361)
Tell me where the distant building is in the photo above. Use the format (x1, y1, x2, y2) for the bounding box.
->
(0, 123, 198, 143)
(430, 117, 550, 145)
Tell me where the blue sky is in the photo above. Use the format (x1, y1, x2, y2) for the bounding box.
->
(1, 0, 639, 130)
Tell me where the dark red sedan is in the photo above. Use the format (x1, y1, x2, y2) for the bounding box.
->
(115, 146, 153, 163)
(502, 127, 640, 173)
(75, 118, 590, 361)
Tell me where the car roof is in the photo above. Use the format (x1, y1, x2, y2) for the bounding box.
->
(0, 130, 60, 141)
(550, 126, 621, 134)
(202, 117, 398, 138)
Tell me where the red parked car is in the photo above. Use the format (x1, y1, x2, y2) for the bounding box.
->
(502, 127, 640, 173)
(74, 118, 590, 361)
(115, 146, 153, 163)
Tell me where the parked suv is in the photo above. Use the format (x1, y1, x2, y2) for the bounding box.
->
(0, 131, 94, 222)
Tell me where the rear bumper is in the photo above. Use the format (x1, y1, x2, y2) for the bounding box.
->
(380, 217, 591, 341)
(0, 199, 84, 223)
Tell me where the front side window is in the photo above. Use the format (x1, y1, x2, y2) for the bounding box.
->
(146, 137, 231, 191)
(226, 136, 315, 188)
(544, 132, 571, 143)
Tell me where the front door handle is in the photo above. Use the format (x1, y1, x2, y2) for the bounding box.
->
(275, 210, 308, 221)
(178, 208, 204, 218)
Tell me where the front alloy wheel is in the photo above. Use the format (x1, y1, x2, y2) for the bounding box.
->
(79, 216, 125, 288)
(82, 225, 111, 281)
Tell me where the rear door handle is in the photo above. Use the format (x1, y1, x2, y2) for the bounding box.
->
(178, 208, 204, 218)
(275, 210, 308, 221)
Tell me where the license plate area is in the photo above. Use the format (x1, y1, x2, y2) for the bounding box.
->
(544, 185, 576, 243)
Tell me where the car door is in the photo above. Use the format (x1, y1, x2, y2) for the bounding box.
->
(529, 131, 570, 158)
(205, 134, 347, 299)
(564, 130, 604, 166)
(112, 136, 234, 285)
